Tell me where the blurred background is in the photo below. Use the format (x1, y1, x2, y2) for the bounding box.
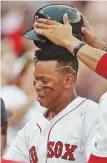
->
(1, 0, 107, 151)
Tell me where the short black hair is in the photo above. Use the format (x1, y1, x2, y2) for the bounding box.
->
(34, 46, 78, 77)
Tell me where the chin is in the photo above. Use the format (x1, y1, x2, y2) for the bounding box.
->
(41, 103, 52, 111)
(39, 101, 47, 108)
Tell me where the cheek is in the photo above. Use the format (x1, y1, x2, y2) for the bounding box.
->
(44, 82, 63, 99)
(44, 89, 54, 98)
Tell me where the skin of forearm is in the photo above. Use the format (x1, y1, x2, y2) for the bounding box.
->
(77, 45, 105, 71)
(65, 38, 105, 72)
(94, 38, 106, 50)
(8, 100, 33, 126)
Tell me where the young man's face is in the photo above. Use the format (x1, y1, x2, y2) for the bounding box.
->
(34, 60, 65, 109)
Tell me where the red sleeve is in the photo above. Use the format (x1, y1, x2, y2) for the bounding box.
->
(88, 154, 107, 163)
(95, 53, 107, 78)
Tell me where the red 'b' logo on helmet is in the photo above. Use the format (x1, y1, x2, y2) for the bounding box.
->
(33, 16, 38, 23)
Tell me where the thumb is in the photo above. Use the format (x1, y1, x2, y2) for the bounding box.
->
(81, 27, 87, 34)
(81, 27, 93, 38)
(63, 13, 69, 24)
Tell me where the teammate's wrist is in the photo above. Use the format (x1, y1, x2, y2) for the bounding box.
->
(64, 36, 80, 53)
(99, 41, 106, 50)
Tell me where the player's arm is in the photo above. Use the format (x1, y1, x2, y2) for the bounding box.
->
(3, 124, 30, 162)
(34, 14, 107, 79)
(66, 38, 107, 78)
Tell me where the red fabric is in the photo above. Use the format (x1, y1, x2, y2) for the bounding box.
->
(88, 154, 107, 163)
(6, 29, 23, 56)
(95, 53, 107, 78)
(1, 158, 25, 163)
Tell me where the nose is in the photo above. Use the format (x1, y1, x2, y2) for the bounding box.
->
(34, 80, 43, 91)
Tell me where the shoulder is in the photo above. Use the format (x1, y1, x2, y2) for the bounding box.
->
(11, 114, 49, 146)
(81, 98, 99, 121)
(22, 113, 49, 135)
(76, 97, 98, 115)
(67, 97, 99, 123)
(76, 98, 99, 136)
(85, 98, 98, 109)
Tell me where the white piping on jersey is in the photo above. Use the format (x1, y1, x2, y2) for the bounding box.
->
(43, 97, 87, 163)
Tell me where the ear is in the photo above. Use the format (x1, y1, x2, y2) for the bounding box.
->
(63, 74, 75, 89)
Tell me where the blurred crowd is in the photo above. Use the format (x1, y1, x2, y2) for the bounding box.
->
(1, 0, 107, 155)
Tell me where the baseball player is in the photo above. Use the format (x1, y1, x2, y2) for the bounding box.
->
(33, 7, 107, 163)
(4, 47, 99, 163)
(4, 4, 101, 163)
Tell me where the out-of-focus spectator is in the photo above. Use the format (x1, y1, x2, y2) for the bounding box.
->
(1, 2, 45, 147)
(1, 8, 24, 56)
(1, 1, 36, 57)
(1, 37, 17, 86)
(0, 98, 13, 156)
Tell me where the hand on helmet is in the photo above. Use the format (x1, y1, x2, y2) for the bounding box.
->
(33, 14, 73, 47)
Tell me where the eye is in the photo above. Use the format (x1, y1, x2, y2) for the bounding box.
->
(33, 80, 36, 86)
(42, 80, 49, 84)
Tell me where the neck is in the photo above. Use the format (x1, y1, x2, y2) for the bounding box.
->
(49, 89, 77, 119)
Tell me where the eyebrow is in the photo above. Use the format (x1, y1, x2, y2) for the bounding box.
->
(33, 73, 50, 80)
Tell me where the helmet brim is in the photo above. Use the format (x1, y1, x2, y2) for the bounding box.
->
(22, 28, 41, 41)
